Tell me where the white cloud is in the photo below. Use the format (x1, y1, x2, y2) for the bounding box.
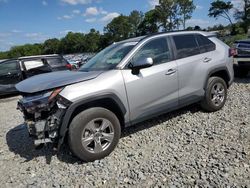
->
(85, 18, 97, 23)
(25, 33, 48, 42)
(11, 29, 22, 33)
(84, 7, 107, 16)
(0, 32, 12, 37)
(99, 12, 120, 22)
(42, 1, 48, 6)
(57, 14, 74, 20)
(231, 0, 245, 11)
(72, 9, 81, 14)
(148, 0, 159, 9)
(61, 0, 93, 5)
(196, 5, 203, 10)
(84, 7, 99, 16)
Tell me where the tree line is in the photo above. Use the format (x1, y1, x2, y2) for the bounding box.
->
(0, 0, 249, 60)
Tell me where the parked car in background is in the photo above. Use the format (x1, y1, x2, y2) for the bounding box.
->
(16, 31, 234, 162)
(64, 53, 95, 69)
(0, 54, 72, 95)
(233, 39, 250, 76)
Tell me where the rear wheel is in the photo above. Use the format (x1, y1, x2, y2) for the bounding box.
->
(68, 107, 121, 162)
(201, 77, 227, 112)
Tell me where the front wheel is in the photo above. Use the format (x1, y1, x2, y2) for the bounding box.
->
(68, 107, 121, 162)
(201, 76, 228, 112)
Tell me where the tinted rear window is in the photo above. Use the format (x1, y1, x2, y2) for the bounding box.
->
(173, 34, 200, 59)
(196, 34, 216, 53)
(46, 58, 67, 67)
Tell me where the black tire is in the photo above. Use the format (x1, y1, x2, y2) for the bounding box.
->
(201, 76, 227, 112)
(68, 107, 121, 162)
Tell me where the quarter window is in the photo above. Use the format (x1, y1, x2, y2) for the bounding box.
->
(173, 34, 200, 59)
(132, 37, 171, 65)
(196, 34, 216, 53)
(46, 58, 67, 68)
(24, 59, 44, 70)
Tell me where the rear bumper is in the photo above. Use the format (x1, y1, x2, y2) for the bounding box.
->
(234, 58, 250, 70)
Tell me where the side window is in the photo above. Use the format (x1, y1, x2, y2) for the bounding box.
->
(132, 37, 171, 65)
(0, 60, 19, 76)
(173, 34, 200, 59)
(46, 58, 67, 68)
(196, 34, 216, 53)
(24, 59, 45, 70)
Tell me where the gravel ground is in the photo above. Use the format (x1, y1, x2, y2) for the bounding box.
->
(0, 76, 249, 188)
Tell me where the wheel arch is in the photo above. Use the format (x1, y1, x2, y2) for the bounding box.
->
(58, 93, 126, 148)
(204, 67, 231, 89)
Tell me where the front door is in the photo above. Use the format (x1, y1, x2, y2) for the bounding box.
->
(121, 37, 179, 123)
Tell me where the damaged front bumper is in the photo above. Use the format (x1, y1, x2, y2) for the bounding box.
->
(17, 89, 71, 147)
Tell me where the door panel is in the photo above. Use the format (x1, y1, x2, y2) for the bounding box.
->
(172, 34, 215, 105)
(122, 62, 178, 122)
(176, 53, 212, 105)
(121, 37, 179, 123)
(0, 60, 22, 94)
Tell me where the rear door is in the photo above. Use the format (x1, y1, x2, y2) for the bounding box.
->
(172, 34, 216, 105)
(0, 60, 22, 94)
(122, 36, 179, 123)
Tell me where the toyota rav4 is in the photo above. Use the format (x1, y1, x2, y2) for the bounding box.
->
(16, 31, 234, 162)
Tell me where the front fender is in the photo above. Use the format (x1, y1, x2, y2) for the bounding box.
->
(57, 93, 126, 149)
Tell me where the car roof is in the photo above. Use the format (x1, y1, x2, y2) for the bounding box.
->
(116, 31, 216, 44)
(0, 54, 62, 64)
(18, 54, 61, 60)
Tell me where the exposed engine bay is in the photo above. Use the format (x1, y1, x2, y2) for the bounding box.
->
(17, 88, 71, 147)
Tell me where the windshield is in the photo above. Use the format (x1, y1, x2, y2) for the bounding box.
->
(79, 42, 136, 72)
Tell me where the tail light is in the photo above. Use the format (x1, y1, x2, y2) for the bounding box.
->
(229, 48, 237, 57)
(66, 64, 72, 70)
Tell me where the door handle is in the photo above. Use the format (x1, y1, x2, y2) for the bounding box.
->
(203, 57, 212, 63)
(165, 69, 177, 75)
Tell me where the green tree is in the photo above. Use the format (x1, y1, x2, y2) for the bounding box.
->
(208, 0, 233, 26)
(178, 0, 195, 29)
(138, 9, 159, 35)
(128, 10, 144, 37)
(84, 29, 101, 52)
(156, 0, 183, 31)
(234, 0, 250, 33)
(59, 32, 85, 54)
(0, 52, 8, 59)
(43, 38, 60, 54)
(104, 15, 132, 42)
(7, 44, 42, 58)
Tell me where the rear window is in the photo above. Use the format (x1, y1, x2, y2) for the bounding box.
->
(23, 59, 45, 70)
(173, 34, 200, 59)
(46, 58, 67, 68)
(196, 34, 216, 53)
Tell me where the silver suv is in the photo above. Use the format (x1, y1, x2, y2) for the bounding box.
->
(16, 31, 234, 162)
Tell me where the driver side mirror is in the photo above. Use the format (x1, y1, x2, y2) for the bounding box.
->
(129, 57, 153, 75)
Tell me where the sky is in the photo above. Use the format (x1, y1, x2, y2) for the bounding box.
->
(0, 0, 243, 51)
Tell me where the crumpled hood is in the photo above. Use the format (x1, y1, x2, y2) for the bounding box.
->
(16, 70, 103, 93)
